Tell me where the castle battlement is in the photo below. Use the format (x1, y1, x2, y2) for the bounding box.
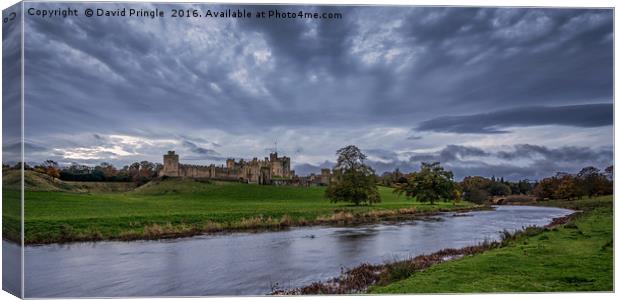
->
(160, 150, 292, 185)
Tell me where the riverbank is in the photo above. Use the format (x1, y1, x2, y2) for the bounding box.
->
(274, 195, 612, 294)
(3, 177, 481, 244)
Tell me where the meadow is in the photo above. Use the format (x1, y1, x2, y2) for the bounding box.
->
(2, 171, 476, 244)
(370, 195, 613, 293)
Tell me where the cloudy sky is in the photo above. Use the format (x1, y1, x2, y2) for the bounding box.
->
(11, 3, 613, 179)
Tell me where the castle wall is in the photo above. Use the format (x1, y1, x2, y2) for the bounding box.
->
(162, 151, 292, 185)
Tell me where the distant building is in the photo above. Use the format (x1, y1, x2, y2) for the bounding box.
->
(160, 150, 293, 185)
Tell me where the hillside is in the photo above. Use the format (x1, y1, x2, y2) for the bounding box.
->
(131, 177, 216, 195)
(3, 170, 81, 192)
(2, 170, 136, 193)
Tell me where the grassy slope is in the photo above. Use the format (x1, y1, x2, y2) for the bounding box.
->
(4, 176, 475, 244)
(371, 196, 613, 293)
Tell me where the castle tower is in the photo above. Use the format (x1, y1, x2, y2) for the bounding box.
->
(226, 158, 235, 169)
(162, 151, 180, 177)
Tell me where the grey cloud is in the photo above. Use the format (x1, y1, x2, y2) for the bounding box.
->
(22, 5, 613, 138)
(12, 3, 612, 179)
(496, 144, 612, 163)
(409, 145, 490, 162)
(365, 149, 400, 161)
(3, 141, 48, 155)
(294, 161, 334, 176)
(182, 141, 222, 159)
(416, 103, 612, 134)
(364, 144, 612, 180)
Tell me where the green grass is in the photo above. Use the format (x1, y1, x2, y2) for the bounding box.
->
(371, 195, 613, 293)
(3, 176, 475, 244)
(2, 186, 21, 242)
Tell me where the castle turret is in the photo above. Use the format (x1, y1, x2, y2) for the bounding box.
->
(226, 158, 235, 169)
(162, 151, 180, 177)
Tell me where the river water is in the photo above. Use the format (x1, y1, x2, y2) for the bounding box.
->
(10, 205, 572, 297)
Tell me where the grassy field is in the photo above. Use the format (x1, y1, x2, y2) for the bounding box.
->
(371, 195, 613, 293)
(2, 171, 477, 244)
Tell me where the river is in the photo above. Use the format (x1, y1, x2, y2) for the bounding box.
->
(6, 205, 573, 297)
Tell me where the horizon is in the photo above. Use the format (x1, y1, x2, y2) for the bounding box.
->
(14, 145, 614, 181)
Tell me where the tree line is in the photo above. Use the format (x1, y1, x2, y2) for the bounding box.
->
(3, 160, 162, 185)
(4, 146, 614, 205)
(532, 166, 613, 200)
(326, 145, 613, 206)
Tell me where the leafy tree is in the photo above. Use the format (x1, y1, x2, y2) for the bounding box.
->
(553, 174, 582, 200)
(517, 180, 533, 195)
(325, 145, 381, 205)
(488, 181, 511, 196)
(96, 162, 118, 179)
(533, 177, 559, 200)
(394, 162, 457, 204)
(465, 187, 489, 204)
(461, 176, 492, 204)
(577, 166, 609, 198)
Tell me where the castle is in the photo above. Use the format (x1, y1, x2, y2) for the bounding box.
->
(160, 151, 295, 185)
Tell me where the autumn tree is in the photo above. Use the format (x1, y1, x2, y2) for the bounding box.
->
(577, 166, 609, 198)
(552, 175, 581, 200)
(96, 162, 118, 179)
(533, 177, 559, 200)
(37, 160, 60, 178)
(460, 176, 491, 204)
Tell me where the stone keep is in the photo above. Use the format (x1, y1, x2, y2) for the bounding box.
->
(162, 151, 180, 177)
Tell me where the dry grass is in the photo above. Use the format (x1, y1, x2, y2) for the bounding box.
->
(316, 211, 355, 223)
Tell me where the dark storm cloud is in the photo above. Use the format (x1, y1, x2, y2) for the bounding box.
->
(356, 144, 612, 180)
(409, 145, 490, 162)
(3, 141, 47, 155)
(496, 144, 611, 162)
(416, 103, 613, 133)
(182, 141, 222, 160)
(18, 3, 613, 180)
(406, 135, 423, 140)
(22, 4, 613, 135)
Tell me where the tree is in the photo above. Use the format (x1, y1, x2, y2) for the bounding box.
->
(553, 174, 582, 200)
(42, 160, 60, 178)
(517, 180, 533, 195)
(460, 176, 491, 204)
(325, 145, 381, 206)
(577, 166, 609, 198)
(533, 177, 559, 200)
(488, 181, 511, 196)
(97, 162, 118, 179)
(394, 162, 457, 205)
(604, 165, 613, 181)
